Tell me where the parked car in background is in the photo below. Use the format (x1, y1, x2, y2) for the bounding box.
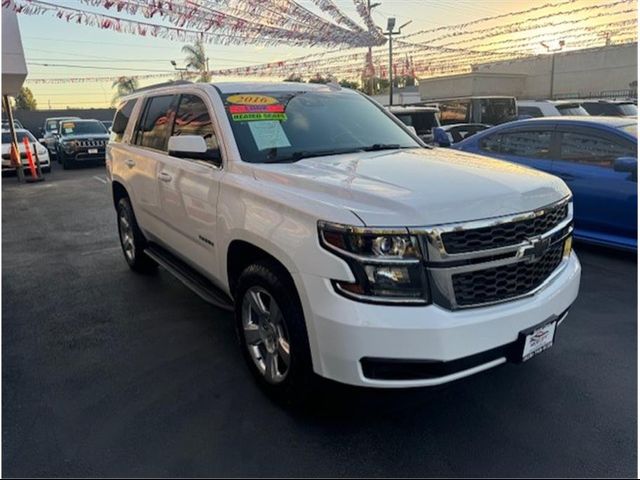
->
(432, 123, 491, 146)
(517, 100, 589, 118)
(388, 105, 440, 143)
(455, 117, 637, 251)
(1, 128, 51, 173)
(424, 96, 517, 125)
(580, 99, 637, 117)
(55, 119, 109, 169)
(107, 81, 580, 401)
(1, 119, 24, 129)
(41, 116, 80, 157)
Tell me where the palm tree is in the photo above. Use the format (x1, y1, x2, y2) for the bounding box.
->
(111, 76, 138, 105)
(182, 40, 211, 82)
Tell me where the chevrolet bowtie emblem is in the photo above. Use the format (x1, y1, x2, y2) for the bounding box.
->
(525, 236, 551, 261)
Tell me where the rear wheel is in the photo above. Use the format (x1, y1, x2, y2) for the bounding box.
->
(116, 197, 157, 274)
(235, 261, 318, 404)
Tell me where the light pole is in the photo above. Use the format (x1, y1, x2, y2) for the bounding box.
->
(366, 0, 381, 95)
(386, 18, 411, 106)
(540, 40, 564, 99)
(170, 60, 188, 80)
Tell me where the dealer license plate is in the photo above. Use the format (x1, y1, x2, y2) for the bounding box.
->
(520, 320, 557, 362)
(88, 148, 98, 154)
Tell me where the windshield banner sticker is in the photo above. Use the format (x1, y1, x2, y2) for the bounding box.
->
(248, 121, 291, 151)
(227, 94, 279, 106)
(232, 112, 287, 122)
(229, 104, 285, 114)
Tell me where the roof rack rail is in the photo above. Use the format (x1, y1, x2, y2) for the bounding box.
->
(133, 80, 193, 93)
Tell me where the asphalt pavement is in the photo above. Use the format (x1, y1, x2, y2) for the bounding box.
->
(2, 164, 637, 477)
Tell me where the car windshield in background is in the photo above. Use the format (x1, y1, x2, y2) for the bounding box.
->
(557, 104, 589, 115)
(59, 121, 107, 136)
(222, 90, 420, 163)
(395, 112, 438, 135)
(1, 131, 35, 144)
(618, 103, 638, 116)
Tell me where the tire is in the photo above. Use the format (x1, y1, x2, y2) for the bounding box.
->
(116, 197, 157, 274)
(61, 155, 74, 170)
(235, 260, 318, 405)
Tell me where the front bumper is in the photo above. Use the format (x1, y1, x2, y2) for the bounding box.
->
(295, 251, 581, 388)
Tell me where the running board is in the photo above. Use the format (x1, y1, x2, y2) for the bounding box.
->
(145, 244, 234, 311)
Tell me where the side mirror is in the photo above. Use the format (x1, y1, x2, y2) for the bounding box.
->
(614, 156, 637, 173)
(168, 135, 221, 164)
(433, 127, 452, 147)
(38, 138, 45, 144)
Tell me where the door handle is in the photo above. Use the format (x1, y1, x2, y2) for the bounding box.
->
(124, 159, 136, 168)
(158, 171, 172, 182)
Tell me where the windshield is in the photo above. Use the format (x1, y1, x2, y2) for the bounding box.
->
(222, 90, 420, 163)
(2, 131, 36, 144)
(59, 121, 107, 136)
(480, 98, 517, 124)
(617, 103, 638, 116)
(394, 111, 438, 135)
(557, 104, 589, 116)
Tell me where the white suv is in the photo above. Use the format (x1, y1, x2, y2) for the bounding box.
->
(107, 81, 581, 401)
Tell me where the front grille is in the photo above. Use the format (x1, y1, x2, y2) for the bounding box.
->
(441, 203, 568, 254)
(76, 139, 106, 148)
(451, 242, 565, 307)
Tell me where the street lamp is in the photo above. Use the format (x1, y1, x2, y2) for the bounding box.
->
(170, 60, 188, 80)
(366, 0, 381, 95)
(385, 18, 412, 106)
(540, 40, 565, 99)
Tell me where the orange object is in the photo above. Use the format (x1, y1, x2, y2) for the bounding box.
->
(22, 136, 38, 178)
(9, 142, 20, 168)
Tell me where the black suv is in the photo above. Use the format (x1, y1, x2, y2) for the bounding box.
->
(55, 119, 109, 169)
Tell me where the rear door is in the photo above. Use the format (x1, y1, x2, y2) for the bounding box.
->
(552, 126, 637, 244)
(124, 94, 178, 242)
(156, 92, 224, 279)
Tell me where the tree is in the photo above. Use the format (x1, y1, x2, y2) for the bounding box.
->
(111, 76, 138, 105)
(284, 73, 304, 83)
(338, 79, 360, 90)
(308, 73, 331, 84)
(14, 87, 37, 110)
(182, 40, 210, 82)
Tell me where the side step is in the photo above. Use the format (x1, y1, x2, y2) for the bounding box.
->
(145, 244, 234, 311)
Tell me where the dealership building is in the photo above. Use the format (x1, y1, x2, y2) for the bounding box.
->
(419, 42, 638, 101)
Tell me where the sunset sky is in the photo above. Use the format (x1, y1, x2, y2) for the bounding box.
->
(16, 0, 638, 109)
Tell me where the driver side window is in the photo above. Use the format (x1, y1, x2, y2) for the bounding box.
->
(172, 94, 220, 164)
(560, 130, 636, 168)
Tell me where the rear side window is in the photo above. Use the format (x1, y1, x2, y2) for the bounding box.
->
(172, 94, 219, 155)
(111, 100, 136, 143)
(560, 131, 636, 168)
(479, 134, 502, 153)
(518, 106, 543, 118)
(500, 131, 552, 158)
(135, 95, 176, 151)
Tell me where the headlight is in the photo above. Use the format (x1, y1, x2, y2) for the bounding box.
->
(318, 221, 429, 304)
(61, 140, 75, 153)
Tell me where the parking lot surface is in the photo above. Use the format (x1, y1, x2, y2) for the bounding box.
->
(2, 165, 637, 477)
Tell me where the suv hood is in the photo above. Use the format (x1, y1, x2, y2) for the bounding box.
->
(251, 148, 570, 227)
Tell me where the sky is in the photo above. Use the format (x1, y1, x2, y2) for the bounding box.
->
(14, 0, 638, 109)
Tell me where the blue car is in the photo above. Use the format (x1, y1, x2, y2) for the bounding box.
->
(455, 117, 637, 251)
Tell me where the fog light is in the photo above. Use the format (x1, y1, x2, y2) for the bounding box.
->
(563, 236, 573, 257)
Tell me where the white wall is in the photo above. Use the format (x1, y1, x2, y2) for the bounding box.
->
(2, 8, 27, 96)
(476, 43, 637, 99)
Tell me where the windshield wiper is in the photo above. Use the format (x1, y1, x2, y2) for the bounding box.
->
(361, 144, 417, 151)
(264, 147, 365, 164)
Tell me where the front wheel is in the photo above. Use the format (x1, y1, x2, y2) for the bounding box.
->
(116, 197, 157, 274)
(235, 260, 317, 404)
